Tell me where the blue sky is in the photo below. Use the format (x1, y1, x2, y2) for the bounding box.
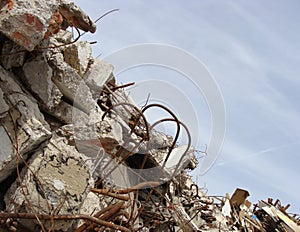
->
(74, 0, 300, 213)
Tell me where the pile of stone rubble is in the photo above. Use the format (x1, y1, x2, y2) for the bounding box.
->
(0, 0, 299, 231)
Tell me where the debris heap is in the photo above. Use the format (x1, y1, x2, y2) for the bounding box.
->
(0, 0, 299, 231)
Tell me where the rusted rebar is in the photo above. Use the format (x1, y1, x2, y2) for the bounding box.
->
(0, 212, 130, 232)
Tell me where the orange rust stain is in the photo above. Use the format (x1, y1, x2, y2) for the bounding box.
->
(7, 0, 13, 10)
(45, 11, 63, 38)
(25, 13, 35, 24)
(24, 13, 44, 33)
(12, 31, 30, 48)
(0, 0, 14, 10)
(34, 18, 43, 33)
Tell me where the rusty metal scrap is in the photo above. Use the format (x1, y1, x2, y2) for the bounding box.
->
(0, 0, 299, 232)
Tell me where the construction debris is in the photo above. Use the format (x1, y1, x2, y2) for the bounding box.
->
(0, 0, 299, 231)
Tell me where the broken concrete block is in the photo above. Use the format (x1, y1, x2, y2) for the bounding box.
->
(0, 0, 60, 51)
(79, 192, 102, 215)
(149, 130, 172, 150)
(23, 54, 63, 110)
(64, 41, 92, 77)
(0, 66, 51, 182)
(0, 66, 50, 127)
(148, 145, 196, 181)
(1, 40, 26, 69)
(59, 0, 96, 33)
(0, 126, 14, 169)
(73, 117, 124, 156)
(83, 59, 114, 95)
(5, 137, 94, 231)
(53, 30, 73, 43)
(0, 117, 51, 182)
(48, 100, 87, 124)
(48, 52, 98, 113)
(0, 88, 9, 118)
(0, 0, 95, 51)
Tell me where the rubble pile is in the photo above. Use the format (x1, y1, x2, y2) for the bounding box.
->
(0, 0, 299, 231)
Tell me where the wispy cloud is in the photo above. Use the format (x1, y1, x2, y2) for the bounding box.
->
(217, 142, 296, 166)
(74, 0, 300, 212)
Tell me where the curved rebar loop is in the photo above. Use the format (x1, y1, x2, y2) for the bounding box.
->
(133, 118, 191, 226)
(165, 119, 191, 180)
(129, 114, 180, 227)
(142, 104, 181, 167)
(148, 118, 191, 179)
(135, 116, 181, 187)
(95, 141, 154, 189)
(95, 102, 150, 186)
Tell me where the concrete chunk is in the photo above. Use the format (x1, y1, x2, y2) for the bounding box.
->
(0, 66, 51, 182)
(0, 66, 48, 126)
(0, 0, 60, 51)
(5, 137, 94, 231)
(0, 88, 9, 118)
(64, 41, 92, 77)
(48, 52, 97, 113)
(59, 0, 96, 33)
(0, 0, 96, 51)
(23, 54, 63, 110)
(83, 59, 114, 94)
(1, 40, 26, 69)
(0, 118, 51, 182)
(0, 126, 13, 165)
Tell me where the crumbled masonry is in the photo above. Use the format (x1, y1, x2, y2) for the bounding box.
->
(0, 0, 299, 231)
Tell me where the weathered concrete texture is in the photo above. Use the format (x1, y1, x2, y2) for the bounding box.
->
(53, 30, 73, 44)
(163, 145, 196, 177)
(23, 54, 62, 110)
(1, 39, 26, 69)
(0, 117, 52, 182)
(64, 41, 92, 77)
(59, 0, 96, 33)
(0, 0, 59, 51)
(0, 66, 51, 182)
(48, 100, 86, 124)
(0, 126, 13, 167)
(0, 0, 96, 51)
(83, 58, 115, 95)
(0, 87, 9, 118)
(71, 117, 125, 156)
(0, 65, 49, 127)
(48, 52, 98, 114)
(5, 137, 94, 231)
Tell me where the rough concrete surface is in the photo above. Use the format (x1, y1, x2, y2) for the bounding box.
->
(0, 0, 299, 232)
